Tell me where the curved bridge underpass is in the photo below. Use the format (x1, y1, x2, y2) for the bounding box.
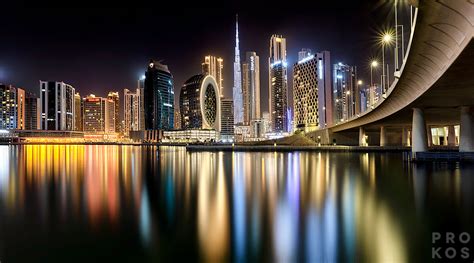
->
(307, 0, 474, 153)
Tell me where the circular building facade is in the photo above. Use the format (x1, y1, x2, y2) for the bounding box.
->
(179, 74, 220, 131)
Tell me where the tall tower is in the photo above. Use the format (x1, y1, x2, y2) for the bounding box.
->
(144, 59, 174, 130)
(202, 55, 224, 97)
(242, 51, 260, 124)
(268, 34, 288, 133)
(233, 14, 243, 124)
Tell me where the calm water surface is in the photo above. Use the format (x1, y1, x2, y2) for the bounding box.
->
(0, 145, 473, 262)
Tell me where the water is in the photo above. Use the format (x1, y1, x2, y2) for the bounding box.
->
(0, 145, 473, 262)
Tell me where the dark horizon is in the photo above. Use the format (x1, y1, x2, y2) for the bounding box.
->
(0, 2, 395, 111)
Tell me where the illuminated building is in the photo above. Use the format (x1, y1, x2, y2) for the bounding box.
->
(234, 124, 251, 142)
(360, 89, 367, 113)
(174, 110, 181, 129)
(0, 84, 25, 129)
(162, 129, 219, 143)
(74, 92, 83, 131)
(242, 51, 261, 124)
(39, 81, 75, 130)
(179, 74, 221, 132)
(262, 111, 271, 134)
(124, 88, 141, 133)
(107, 91, 120, 133)
(315, 51, 333, 128)
(233, 14, 244, 124)
(144, 59, 174, 130)
(220, 98, 234, 141)
(368, 83, 382, 108)
(137, 76, 145, 130)
(293, 52, 319, 132)
(269, 34, 288, 132)
(333, 63, 357, 123)
(25, 92, 40, 130)
(202, 55, 224, 97)
(105, 98, 115, 133)
(83, 94, 109, 133)
(298, 48, 312, 61)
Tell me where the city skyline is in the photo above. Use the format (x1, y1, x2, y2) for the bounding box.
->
(0, 4, 390, 112)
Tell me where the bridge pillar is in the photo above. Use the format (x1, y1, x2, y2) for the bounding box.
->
(359, 127, 366, 146)
(402, 127, 409, 146)
(427, 126, 433, 147)
(380, 126, 387, 146)
(460, 106, 474, 152)
(447, 125, 456, 146)
(412, 108, 428, 153)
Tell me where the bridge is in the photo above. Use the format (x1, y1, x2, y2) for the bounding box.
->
(307, 0, 474, 155)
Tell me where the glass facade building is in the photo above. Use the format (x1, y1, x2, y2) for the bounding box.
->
(39, 81, 75, 131)
(0, 84, 25, 130)
(269, 35, 288, 133)
(144, 60, 174, 130)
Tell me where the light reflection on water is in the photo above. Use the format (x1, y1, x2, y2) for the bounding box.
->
(0, 145, 473, 262)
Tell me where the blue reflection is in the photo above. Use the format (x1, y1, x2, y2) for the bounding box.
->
(306, 208, 322, 262)
(343, 176, 356, 261)
(323, 194, 337, 262)
(140, 188, 151, 246)
(233, 153, 246, 262)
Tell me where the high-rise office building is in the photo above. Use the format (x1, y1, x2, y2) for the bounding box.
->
(233, 15, 244, 124)
(0, 84, 25, 130)
(124, 88, 141, 133)
(179, 74, 221, 131)
(25, 92, 40, 130)
(144, 60, 174, 130)
(202, 55, 224, 97)
(74, 92, 83, 131)
(138, 76, 145, 130)
(39, 81, 75, 130)
(220, 98, 234, 141)
(242, 51, 261, 124)
(107, 92, 120, 133)
(105, 98, 115, 133)
(268, 34, 288, 132)
(81, 94, 114, 134)
(315, 51, 333, 128)
(293, 53, 319, 132)
(333, 63, 357, 123)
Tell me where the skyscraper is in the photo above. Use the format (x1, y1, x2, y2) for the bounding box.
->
(242, 51, 261, 124)
(0, 84, 25, 130)
(138, 76, 145, 131)
(144, 60, 174, 130)
(39, 81, 75, 130)
(333, 63, 357, 123)
(74, 92, 83, 131)
(233, 15, 244, 124)
(107, 92, 120, 133)
(83, 94, 106, 133)
(220, 98, 234, 141)
(25, 92, 40, 130)
(293, 53, 319, 132)
(124, 88, 141, 133)
(179, 74, 221, 131)
(105, 98, 115, 133)
(298, 48, 312, 61)
(268, 34, 288, 133)
(315, 51, 333, 128)
(202, 55, 224, 97)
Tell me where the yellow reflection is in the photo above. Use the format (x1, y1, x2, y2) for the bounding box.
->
(198, 152, 229, 262)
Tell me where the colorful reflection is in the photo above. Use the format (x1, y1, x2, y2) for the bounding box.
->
(0, 146, 473, 262)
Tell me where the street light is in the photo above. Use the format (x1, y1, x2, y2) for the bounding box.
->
(370, 60, 378, 87)
(357, 80, 363, 85)
(380, 31, 394, 94)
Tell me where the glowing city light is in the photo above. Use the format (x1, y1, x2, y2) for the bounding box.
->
(371, 60, 378, 67)
(358, 80, 363, 85)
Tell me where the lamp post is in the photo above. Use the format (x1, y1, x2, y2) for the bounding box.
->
(370, 60, 378, 87)
(381, 33, 393, 94)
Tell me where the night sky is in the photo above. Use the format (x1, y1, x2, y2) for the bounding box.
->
(0, 2, 395, 111)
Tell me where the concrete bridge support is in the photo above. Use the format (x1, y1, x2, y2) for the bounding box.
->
(359, 127, 366, 146)
(380, 126, 387, 147)
(402, 127, 409, 146)
(460, 106, 474, 152)
(412, 108, 428, 153)
(448, 126, 456, 146)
